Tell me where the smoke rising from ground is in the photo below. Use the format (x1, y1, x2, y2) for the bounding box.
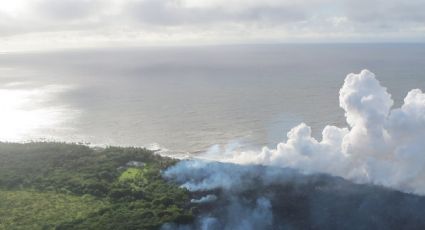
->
(190, 194, 217, 204)
(163, 161, 289, 230)
(163, 160, 425, 229)
(192, 69, 425, 195)
(162, 70, 425, 229)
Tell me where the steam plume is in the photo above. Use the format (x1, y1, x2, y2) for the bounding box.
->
(162, 70, 425, 229)
(193, 69, 425, 195)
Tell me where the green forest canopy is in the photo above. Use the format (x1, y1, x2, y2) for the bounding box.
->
(0, 142, 194, 230)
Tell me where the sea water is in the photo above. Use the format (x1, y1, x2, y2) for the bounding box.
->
(1, 44, 424, 154)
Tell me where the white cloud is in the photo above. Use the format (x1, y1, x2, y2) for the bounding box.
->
(0, 0, 424, 51)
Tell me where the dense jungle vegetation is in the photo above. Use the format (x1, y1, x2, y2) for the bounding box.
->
(0, 142, 194, 230)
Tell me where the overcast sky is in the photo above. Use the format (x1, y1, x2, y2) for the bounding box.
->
(0, 0, 424, 51)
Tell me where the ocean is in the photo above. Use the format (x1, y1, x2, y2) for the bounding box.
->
(1, 44, 424, 154)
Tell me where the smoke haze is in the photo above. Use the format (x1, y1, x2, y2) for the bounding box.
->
(162, 70, 425, 229)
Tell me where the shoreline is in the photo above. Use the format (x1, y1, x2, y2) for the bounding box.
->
(0, 139, 195, 159)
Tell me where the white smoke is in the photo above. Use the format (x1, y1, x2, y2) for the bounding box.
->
(163, 160, 299, 192)
(162, 195, 274, 230)
(193, 69, 425, 195)
(192, 197, 273, 230)
(163, 160, 290, 229)
(162, 70, 425, 229)
(191, 194, 217, 204)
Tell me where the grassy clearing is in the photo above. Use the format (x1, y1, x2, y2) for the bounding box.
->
(119, 168, 144, 182)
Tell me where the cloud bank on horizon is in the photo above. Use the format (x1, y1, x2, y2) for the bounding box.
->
(1, 0, 424, 51)
(188, 69, 425, 195)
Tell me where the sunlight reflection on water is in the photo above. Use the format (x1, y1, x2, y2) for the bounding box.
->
(0, 83, 78, 141)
